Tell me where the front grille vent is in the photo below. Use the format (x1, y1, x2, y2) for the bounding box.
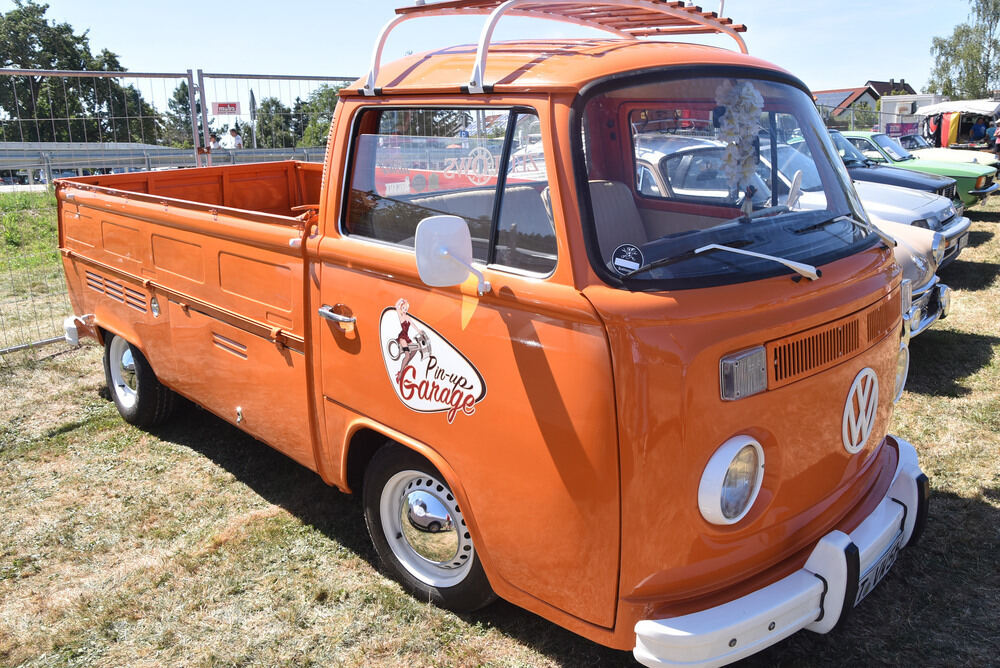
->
(84, 270, 147, 313)
(766, 287, 901, 389)
(939, 183, 957, 200)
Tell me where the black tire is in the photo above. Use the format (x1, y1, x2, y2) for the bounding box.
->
(102, 333, 176, 428)
(363, 443, 495, 613)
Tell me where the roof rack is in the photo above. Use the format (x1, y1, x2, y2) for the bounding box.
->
(362, 0, 748, 95)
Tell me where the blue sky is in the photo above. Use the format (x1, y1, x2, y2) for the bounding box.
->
(1, 0, 972, 93)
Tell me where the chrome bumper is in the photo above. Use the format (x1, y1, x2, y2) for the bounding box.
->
(939, 216, 971, 269)
(908, 278, 951, 337)
(969, 181, 999, 198)
(633, 436, 928, 668)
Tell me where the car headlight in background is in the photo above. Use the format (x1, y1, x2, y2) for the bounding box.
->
(912, 218, 930, 229)
(699, 435, 765, 525)
(901, 279, 912, 318)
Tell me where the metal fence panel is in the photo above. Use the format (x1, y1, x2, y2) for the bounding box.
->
(0, 68, 355, 362)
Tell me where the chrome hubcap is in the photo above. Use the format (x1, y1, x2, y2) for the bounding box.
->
(380, 470, 474, 587)
(108, 337, 138, 409)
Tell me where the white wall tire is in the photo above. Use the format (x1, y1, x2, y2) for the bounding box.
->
(102, 333, 176, 427)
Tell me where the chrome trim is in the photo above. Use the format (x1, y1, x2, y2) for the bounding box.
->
(939, 216, 971, 246)
(908, 278, 949, 338)
(969, 181, 999, 197)
(318, 304, 356, 324)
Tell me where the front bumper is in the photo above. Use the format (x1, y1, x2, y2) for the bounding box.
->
(633, 436, 928, 668)
(938, 216, 971, 269)
(968, 181, 999, 199)
(908, 277, 951, 337)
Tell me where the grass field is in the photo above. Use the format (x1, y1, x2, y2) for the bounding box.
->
(0, 196, 998, 667)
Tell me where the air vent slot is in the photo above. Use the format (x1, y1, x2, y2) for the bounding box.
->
(767, 287, 901, 389)
(82, 270, 147, 312)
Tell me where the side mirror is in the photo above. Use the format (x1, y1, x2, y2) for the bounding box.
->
(863, 150, 886, 163)
(414, 215, 491, 295)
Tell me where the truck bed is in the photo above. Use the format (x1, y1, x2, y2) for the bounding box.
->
(56, 160, 324, 470)
(60, 160, 323, 221)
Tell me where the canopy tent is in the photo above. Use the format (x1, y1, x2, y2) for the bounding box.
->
(914, 99, 1000, 117)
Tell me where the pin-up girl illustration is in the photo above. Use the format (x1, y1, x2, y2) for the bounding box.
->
(388, 298, 430, 383)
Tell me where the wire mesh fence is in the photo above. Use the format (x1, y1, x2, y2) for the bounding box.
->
(0, 68, 355, 362)
(815, 103, 922, 136)
(0, 189, 69, 363)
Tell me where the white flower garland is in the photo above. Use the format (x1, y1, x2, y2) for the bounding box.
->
(715, 80, 764, 190)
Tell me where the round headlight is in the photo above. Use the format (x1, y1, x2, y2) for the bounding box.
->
(894, 341, 910, 403)
(698, 436, 765, 525)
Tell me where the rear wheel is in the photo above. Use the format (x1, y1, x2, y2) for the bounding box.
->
(363, 444, 495, 612)
(103, 333, 176, 427)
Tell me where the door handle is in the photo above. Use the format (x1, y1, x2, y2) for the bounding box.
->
(318, 305, 356, 324)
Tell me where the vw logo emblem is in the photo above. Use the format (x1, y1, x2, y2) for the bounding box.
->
(842, 368, 879, 454)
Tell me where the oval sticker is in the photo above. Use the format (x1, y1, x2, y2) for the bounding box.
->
(379, 299, 486, 424)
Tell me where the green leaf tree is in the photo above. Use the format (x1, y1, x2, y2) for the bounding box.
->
(298, 83, 345, 147)
(927, 0, 1000, 97)
(254, 96, 293, 148)
(0, 0, 161, 143)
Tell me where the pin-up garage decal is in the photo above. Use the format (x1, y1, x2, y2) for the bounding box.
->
(380, 299, 486, 423)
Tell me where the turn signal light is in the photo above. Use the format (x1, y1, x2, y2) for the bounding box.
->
(720, 346, 766, 401)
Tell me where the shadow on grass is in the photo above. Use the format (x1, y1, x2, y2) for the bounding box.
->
(737, 487, 1000, 667)
(967, 208, 1000, 224)
(906, 329, 1000, 397)
(939, 259, 1000, 292)
(147, 399, 376, 563)
(118, 391, 1000, 667)
(964, 229, 994, 248)
(141, 398, 635, 666)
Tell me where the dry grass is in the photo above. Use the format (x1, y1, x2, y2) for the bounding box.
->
(1, 202, 998, 667)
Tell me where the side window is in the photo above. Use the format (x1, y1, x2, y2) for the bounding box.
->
(496, 112, 556, 274)
(847, 137, 871, 151)
(345, 108, 501, 261)
(345, 108, 557, 275)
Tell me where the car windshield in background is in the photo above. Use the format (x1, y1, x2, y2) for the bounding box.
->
(578, 74, 874, 289)
(830, 131, 871, 166)
(874, 133, 914, 161)
(900, 134, 931, 150)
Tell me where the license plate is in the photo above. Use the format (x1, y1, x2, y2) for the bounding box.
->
(854, 532, 903, 606)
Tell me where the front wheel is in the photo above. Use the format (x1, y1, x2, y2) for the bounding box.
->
(363, 444, 495, 612)
(102, 333, 176, 427)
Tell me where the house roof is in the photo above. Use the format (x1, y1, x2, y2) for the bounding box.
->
(813, 86, 878, 117)
(866, 80, 917, 96)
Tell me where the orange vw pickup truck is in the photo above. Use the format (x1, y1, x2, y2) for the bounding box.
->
(57, 2, 928, 666)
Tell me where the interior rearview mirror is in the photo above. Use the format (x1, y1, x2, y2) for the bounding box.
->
(414, 215, 491, 295)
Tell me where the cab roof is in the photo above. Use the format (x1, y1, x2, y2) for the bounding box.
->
(342, 39, 792, 97)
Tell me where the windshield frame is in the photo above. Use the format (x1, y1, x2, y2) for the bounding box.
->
(873, 133, 914, 161)
(570, 65, 878, 291)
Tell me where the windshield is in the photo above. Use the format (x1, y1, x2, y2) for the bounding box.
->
(830, 131, 870, 166)
(873, 133, 913, 161)
(899, 134, 931, 150)
(577, 74, 874, 288)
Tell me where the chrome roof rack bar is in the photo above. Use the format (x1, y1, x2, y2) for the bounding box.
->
(362, 0, 748, 96)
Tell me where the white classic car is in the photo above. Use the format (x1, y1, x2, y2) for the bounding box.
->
(632, 133, 964, 337)
(897, 133, 999, 168)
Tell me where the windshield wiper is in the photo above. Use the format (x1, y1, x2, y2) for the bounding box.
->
(694, 243, 820, 280)
(796, 214, 897, 248)
(621, 237, 755, 279)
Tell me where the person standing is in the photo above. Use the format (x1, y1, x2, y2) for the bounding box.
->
(224, 127, 243, 149)
(208, 133, 222, 150)
(971, 116, 987, 142)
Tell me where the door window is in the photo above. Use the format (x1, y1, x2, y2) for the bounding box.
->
(344, 108, 556, 274)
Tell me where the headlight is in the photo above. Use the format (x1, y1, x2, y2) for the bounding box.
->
(894, 340, 910, 403)
(900, 279, 912, 318)
(912, 218, 930, 229)
(976, 175, 987, 189)
(698, 436, 765, 525)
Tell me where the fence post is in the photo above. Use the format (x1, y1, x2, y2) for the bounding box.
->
(186, 69, 202, 167)
(42, 153, 53, 185)
(197, 69, 213, 167)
